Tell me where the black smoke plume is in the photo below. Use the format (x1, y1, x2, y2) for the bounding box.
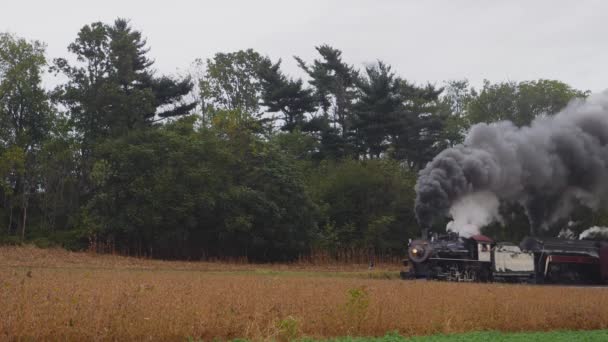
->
(415, 92, 608, 235)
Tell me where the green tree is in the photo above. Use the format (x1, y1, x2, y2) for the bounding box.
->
(467, 79, 588, 126)
(258, 58, 316, 132)
(353, 61, 402, 158)
(383, 81, 444, 170)
(53, 18, 196, 193)
(436, 80, 476, 146)
(335, 59, 446, 168)
(54, 19, 196, 137)
(37, 113, 80, 237)
(0, 146, 24, 238)
(86, 115, 318, 260)
(296, 45, 358, 157)
(198, 49, 267, 120)
(0, 33, 53, 239)
(309, 159, 416, 253)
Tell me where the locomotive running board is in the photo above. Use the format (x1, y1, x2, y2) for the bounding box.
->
(428, 257, 490, 263)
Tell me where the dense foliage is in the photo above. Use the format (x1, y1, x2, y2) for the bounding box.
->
(0, 19, 595, 260)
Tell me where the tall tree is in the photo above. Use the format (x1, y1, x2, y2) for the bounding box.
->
(37, 113, 80, 234)
(0, 33, 53, 239)
(258, 58, 316, 132)
(387, 81, 445, 170)
(436, 79, 476, 146)
(54, 18, 196, 140)
(296, 45, 358, 157)
(441, 80, 475, 118)
(467, 79, 588, 126)
(199, 49, 267, 120)
(353, 61, 402, 158)
(351, 60, 446, 168)
(53, 18, 196, 192)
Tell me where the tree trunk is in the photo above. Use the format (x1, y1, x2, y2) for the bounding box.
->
(20, 177, 28, 241)
(7, 206, 13, 234)
(21, 205, 27, 241)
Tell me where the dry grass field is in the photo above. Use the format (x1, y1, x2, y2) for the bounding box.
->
(1, 246, 608, 341)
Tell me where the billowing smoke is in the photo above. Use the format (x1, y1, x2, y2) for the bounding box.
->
(446, 191, 502, 236)
(415, 91, 608, 235)
(557, 227, 576, 239)
(579, 226, 608, 240)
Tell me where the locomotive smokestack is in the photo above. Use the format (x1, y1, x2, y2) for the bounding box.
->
(421, 226, 429, 239)
(415, 91, 608, 236)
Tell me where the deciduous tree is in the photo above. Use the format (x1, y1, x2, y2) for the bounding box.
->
(467, 79, 588, 126)
(0, 33, 53, 239)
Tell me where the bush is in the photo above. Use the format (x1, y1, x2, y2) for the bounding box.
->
(308, 159, 417, 253)
(84, 117, 319, 261)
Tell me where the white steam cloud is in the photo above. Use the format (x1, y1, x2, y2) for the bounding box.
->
(579, 226, 608, 240)
(446, 191, 502, 237)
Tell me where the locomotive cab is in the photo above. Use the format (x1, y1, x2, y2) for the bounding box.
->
(471, 234, 492, 262)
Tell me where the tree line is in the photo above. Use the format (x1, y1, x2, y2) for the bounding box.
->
(0, 18, 595, 260)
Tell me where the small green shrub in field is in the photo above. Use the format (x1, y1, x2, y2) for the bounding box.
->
(276, 316, 301, 342)
(343, 287, 370, 333)
(297, 330, 608, 342)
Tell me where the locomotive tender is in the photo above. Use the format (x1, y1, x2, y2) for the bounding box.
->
(403, 231, 608, 284)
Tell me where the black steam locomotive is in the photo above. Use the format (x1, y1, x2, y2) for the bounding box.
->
(403, 231, 608, 285)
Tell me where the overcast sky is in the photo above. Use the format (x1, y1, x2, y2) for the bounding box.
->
(2, 0, 607, 92)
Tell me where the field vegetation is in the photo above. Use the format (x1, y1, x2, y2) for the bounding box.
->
(306, 330, 608, 342)
(1, 246, 608, 341)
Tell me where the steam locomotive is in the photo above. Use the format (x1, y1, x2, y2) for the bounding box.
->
(402, 231, 608, 284)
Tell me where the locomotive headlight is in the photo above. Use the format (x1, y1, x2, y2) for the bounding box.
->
(408, 240, 431, 263)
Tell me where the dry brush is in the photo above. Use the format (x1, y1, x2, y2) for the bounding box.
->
(1, 247, 607, 340)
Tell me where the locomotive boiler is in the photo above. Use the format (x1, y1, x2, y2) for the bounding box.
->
(402, 231, 608, 285)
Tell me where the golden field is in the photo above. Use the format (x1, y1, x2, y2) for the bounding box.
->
(1, 246, 608, 341)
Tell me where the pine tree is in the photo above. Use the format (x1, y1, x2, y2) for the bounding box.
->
(353, 61, 402, 158)
(258, 58, 315, 132)
(54, 18, 196, 140)
(295, 45, 358, 157)
(388, 81, 444, 170)
(52, 18, 196, 195)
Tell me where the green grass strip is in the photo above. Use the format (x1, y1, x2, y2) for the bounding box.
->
(296, 330, 608, 342)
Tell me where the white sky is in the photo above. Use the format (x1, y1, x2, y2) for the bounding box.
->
(2, 0, 607, 92)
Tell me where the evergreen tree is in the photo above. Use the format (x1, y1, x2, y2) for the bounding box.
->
(52, 18, 196, 193)
(353, 61, 402, 158)
(388, 81, 444, 170)
(295, 45, 358, 157)
(351, 61, 446, 168)
(258, 58, 316, 132)
(54, 18, 196, 140)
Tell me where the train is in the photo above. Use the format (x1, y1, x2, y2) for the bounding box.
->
(402, 231, 608, 284)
